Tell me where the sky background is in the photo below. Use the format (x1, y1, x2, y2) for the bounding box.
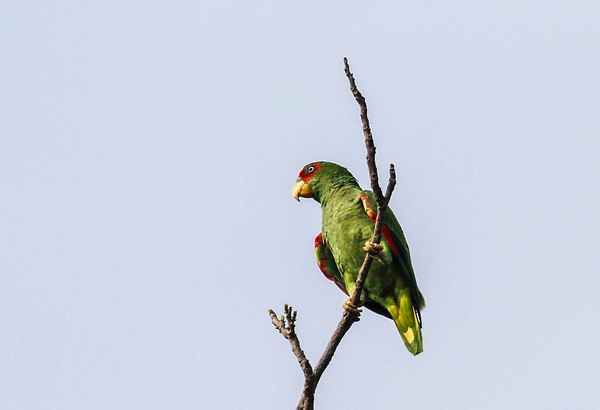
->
(2, 1, 599, 409)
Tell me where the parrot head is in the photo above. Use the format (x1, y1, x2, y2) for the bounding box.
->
(292, 161, 360, 203)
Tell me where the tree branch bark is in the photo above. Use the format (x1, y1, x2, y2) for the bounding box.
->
(269, 57, 396, 410)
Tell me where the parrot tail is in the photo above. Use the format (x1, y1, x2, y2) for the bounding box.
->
(387, 291, 423, 355)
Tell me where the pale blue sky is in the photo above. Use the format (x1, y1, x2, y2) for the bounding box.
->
(1, 1, 599, 409)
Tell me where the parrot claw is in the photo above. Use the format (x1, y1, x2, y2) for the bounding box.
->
(343, 298, 362, 317)
(363, 241, 386, 264)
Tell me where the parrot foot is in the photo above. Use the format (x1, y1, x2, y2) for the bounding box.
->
(343, 298, 362, 317)
(363, 241, 386, 264)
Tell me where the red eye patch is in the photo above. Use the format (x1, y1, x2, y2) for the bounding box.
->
(298, 162, 322, 182)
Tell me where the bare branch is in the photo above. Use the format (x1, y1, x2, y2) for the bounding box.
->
(270, 58, 397, 410)
(306, 56, 397, 398)
(343, 57, 385, 202)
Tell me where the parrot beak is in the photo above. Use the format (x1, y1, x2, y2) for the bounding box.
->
(292, 178, 312, 201)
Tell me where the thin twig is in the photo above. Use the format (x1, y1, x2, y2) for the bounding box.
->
(270, 58, 397, 410)
(268, 305, 313, 381)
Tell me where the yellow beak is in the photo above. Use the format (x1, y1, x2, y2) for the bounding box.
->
(292, 179, 312, 201)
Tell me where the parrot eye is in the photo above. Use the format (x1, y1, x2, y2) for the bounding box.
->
(306, 165, 315, 174)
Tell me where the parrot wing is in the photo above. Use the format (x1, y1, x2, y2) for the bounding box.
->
(359, 191, 425, 312)
(314, 232, 393, 319)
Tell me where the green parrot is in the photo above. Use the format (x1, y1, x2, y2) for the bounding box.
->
(292, 161, 425, 355)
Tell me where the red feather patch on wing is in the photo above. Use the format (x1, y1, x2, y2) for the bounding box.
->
(314, 233, 332, 280)
(314, 232, 347, 294)
(360, 194, 401, 259)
